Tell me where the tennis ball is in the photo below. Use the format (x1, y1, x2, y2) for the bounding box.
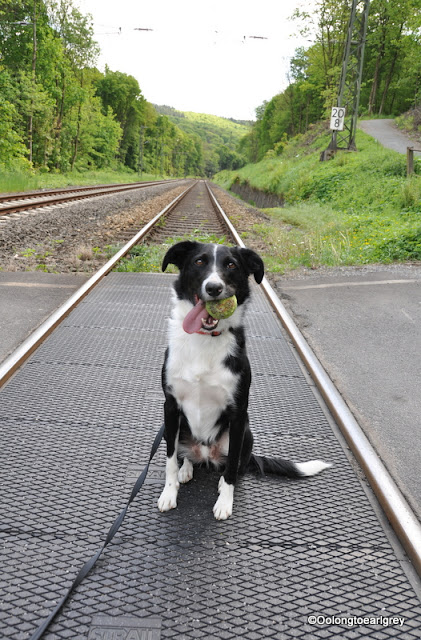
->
(205, 295, 237, 319)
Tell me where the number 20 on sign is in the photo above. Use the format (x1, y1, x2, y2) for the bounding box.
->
(330, 107, 345, 131)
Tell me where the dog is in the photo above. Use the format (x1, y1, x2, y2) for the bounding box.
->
(158, 241, 330, 520)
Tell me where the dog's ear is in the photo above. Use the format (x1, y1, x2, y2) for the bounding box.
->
(162, 241, 200, 272)
(237, 248, 264, 284)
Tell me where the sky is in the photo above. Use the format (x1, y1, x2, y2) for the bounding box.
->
(77, 0, 312, 121)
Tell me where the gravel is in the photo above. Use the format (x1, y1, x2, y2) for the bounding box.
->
(0, 180, 270, 274)
(208, 183, 271, 251)
(3, 179, 419, 282)
(0, 182, 189, 273)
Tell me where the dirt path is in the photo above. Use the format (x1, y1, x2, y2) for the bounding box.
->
(358, 118, 421, 154)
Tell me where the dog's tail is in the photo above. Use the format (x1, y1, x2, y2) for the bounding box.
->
(248, 454, 331, 478)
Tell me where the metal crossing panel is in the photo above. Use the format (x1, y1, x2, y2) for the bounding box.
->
(1, 272, 421, 639)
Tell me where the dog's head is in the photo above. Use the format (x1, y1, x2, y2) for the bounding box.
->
(162, 241, 264, 334)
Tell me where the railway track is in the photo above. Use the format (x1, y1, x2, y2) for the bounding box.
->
(147, 179, 231, 243)
(0, 180, 222, 387)
(0, 179, 179, 217)
(1, 177, 421, 601)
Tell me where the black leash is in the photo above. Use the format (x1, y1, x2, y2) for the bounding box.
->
(29, 423, 165, 640)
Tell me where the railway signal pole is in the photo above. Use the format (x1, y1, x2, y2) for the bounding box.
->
(138, 125, 145, 177)
(321, 0, 370, 160)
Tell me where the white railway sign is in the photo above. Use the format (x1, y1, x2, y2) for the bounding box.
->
(330, 107, 346, 131)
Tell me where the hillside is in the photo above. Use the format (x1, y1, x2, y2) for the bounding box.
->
(214, 126, 421, 271)
(153, 105, 251, 175)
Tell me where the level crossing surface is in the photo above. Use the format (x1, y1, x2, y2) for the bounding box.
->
(1, 272, 421, 639)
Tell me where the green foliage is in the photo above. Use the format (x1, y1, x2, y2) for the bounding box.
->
(214, 130, 421, 270)
(378, 227, 421, 260)
(154, 106, 250, 175)
(115, 244, 168, 273)
(19, 247, 54, 272)
(0, 95, 30, 169)
(143, 113, 204, 177)
(0, 167, 159, 194)
(239, 0, 421, 163)
(0, 0, 204, 179)
(95, 69, 145, 169)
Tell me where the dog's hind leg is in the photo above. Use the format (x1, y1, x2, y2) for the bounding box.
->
(178, 457, 194, 484)
(238, 424, 253, 475)
(158, 395, 180, 512)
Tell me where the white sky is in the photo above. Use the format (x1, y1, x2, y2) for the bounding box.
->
(77, 0, 312, 121)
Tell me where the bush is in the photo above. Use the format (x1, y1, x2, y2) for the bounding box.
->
(378, 228, 421, 261)
(381, 157, 407, 177)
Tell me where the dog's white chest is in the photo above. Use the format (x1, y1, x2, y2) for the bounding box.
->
(167, 330, 238, 442)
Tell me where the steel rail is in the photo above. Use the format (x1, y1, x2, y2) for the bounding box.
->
(0, 179, 181, 215)
(3, 177, 421, 577)
(0, 182, 196, 389)
(0, 180, 169, 203)
(206, 181, 421, 577)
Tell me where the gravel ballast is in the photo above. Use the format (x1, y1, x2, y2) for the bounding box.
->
(0, 182, 190, 273)
(0, 181, 270, 274)
(2, 180, 419, 283)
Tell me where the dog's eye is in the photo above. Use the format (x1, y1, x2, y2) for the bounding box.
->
(227, 262, 237, 269)
(195, 258, 204, 266)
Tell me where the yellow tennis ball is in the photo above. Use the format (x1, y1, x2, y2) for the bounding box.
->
(205, 295, 237, 319)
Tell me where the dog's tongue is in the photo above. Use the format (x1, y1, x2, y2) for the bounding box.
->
(183, 300, 209, 334)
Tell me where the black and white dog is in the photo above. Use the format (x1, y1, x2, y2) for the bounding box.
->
(158, 241, 330, 520)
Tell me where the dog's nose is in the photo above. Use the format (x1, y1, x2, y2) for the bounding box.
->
(205, 282, 223, 298)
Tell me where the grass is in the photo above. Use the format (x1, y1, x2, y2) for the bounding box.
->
(214, 128, 421, 271)
(242, 203, 351, 271)
(0, 168, 169, 193)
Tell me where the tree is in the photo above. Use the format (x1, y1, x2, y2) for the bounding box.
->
(0, 95, 29, 168)
(239, 0, 421, 163)
(0, 0, 211, 176)
(363, 0, 421, 115)
(96, 69, 146, 168)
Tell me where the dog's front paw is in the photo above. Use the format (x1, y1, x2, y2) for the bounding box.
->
(158, 485, 178, 512)
(213, 477, 234, 520)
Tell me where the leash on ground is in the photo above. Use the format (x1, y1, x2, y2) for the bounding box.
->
(29, 423, 165, 640)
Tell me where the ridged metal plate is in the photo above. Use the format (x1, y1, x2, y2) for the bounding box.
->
(1, 272, 421, 640)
